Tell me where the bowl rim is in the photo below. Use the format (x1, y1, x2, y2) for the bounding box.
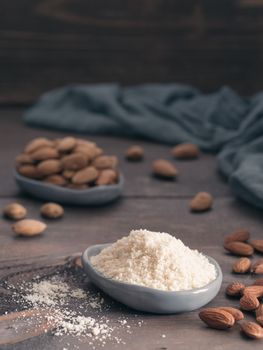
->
(14, 170, 124, 193)
(82, 243, 223, 296)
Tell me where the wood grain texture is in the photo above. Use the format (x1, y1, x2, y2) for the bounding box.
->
(1, 0, 263, 103)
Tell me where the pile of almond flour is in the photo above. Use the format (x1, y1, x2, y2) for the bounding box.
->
(7, 274, 143, 348)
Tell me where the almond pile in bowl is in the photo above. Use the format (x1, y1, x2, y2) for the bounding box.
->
(15, 137, 119, 190)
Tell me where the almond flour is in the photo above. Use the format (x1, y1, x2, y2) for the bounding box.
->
(91, 229, 216, 291)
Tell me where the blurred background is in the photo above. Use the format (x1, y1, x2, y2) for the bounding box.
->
(1, 0, 263, 105)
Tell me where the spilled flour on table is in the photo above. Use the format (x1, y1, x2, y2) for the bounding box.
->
(7, 275, 144, 349)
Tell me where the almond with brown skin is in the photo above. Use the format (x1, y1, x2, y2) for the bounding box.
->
(232, 257, 251, 274)
(240, 321, 263, 339)
(40, 203, 64, 219)
(256, 304, 263, 327)
(240, 294, 260, 311)
(44, 175, 67, 186)
(74, 144, 103, 161)
(224, 241, 254, 256)
(251, 260, 263, 275)
(62, 169, 76, 179)
(15, 153, 33, 166)
(152, 159, 178, 179)
(24, 138, 53, 154)
(93, 155, 118, 170)
(125, 145, 144, 161)
(18, 165, 42, 179)
(253, 279, 263, 286)
(243, 286, 263, 298)
(62, 153, 87, 171)
(57, 137, 77, 152)
(218, 307, 244, 321)
(190, 192, 213, 212)
(199, 308, 235, 330)
(226, 281, 245, 297)
(72, 166, 99, 184)
(171, 143, 200, 159)
(250, 240, 263, 254)
(12, 219, 47, 237)
(30, 147, 59, 161)
(223, 229, 250, 245)
(96, 169, 118, 186)
(3, 203, 27, 220)
(37, 159, 62, 177)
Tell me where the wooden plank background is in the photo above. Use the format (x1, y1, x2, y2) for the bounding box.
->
(1, 0, 263, 104)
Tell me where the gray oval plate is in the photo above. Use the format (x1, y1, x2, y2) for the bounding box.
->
(82, 244, 223, 314)
(14, 171, 124, 205)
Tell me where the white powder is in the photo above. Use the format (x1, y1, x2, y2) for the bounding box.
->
(91, 229, 217, 291)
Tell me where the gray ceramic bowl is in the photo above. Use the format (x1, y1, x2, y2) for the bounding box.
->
(14, 171, 124, 205)
(82, 244, 223, 314)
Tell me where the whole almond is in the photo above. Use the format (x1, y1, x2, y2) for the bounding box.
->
(24, 138, 53, 154)
(251, 260, 263, 275)
(218, 307, 244, 321)
(256, 304, 263, 326)
(40, 203, 64, 219)
(44, 175, 67, 186)
(62, 169, 76, 179)
(240, 294, 260, 311)
(253, 279, 263, 286)
(240, 321, 263, 339)
(76, 139, 96, 147)
(224, 241, 254, 256)
(93, 155, 118, 170)
(223, 229, 250, 245)
(152, 159, 178, 179)
(62, 153, 87, 171)
(226, 281, 245, 297)
(30, 147, 59, 161)
(250, 240, 263, 254)
(190, 192, 213, 212)
(18, 165, 42, 179)
(243, 286, 263, 298)
(57, 137, 77, 152)
(125, 145, 144, 161)
(232, 257, 251, 274)
(199, 308, 235, 329)
(96, 169, 118, 186)
(37, 159, 62, 176)
(3, 203, 27, 220)
(171, 143, 200, 159)
(15, 153, 33, 166)
(12, 219, 46, 236)
(72, 166, 98, 184)
(74, 144, 103, 161)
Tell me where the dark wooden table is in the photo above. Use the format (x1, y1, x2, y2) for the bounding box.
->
(0, 108, 262, 350)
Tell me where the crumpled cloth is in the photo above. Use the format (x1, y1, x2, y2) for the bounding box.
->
(24, 83, 263, 209)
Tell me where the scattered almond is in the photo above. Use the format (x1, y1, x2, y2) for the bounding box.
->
(224, 241, 254, 256)
(243, 285, 263, 298)
(92, 156, 118, 170)
(251, 260, 263, 275)
(226, 281, 245, 297)
(40, 203, 64, 219)
(72, 166, 99, 185)
(24, 138, 53, 154)
(37, 160, 62, 177)
(44, 175, 67, 186)
(125, 145, 144, 161)
(3, 203, 27, 220)
(18, 165, 41, 179)
(57, 137, 77, 152)
(218, 307, 244, 321)
(256, 304, 263, 326)
(96, 169, 118, 186)
(223, 229, 250, 245)
(240, 293, 259, 311)
(12, 219, 46, 237)
(199, 308, 235, 330)
(171, 143, 200, 159)
(190, 192, 213, 212)
(253, 279, 263, 286)
(62, 153, 87, 171)
(240, 321, 263, 339)
(232, 258, 251, 274)
(250, 240, 263, 254)
(152, 159, 178, 179)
